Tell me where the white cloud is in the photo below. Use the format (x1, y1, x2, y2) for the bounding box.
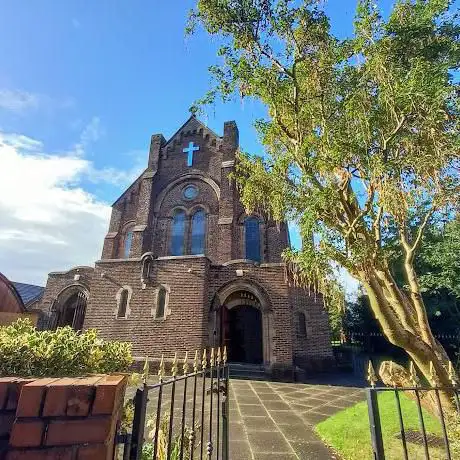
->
(0, 121, 142, 285)
(0, 89, 40, 113)
(0, 88, 76, 115)
(75, 116, 104, 156)
(85, 165, 144, 187)
(0, 133, 43, 151)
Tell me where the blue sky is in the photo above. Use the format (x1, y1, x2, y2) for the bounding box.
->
(0, 0, 397, 285)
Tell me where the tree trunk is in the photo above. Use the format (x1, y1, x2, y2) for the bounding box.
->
(359, 268, 456, 416)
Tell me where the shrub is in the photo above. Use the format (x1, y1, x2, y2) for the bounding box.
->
(0, 318, 133, 377)
(142, 414, 200, 460)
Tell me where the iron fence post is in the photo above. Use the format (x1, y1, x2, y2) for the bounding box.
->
(130, 384, 148, 460)
(366, 388, 385, 460)
(221, 364, 229, 460)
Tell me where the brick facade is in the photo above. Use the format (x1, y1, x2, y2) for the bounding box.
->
(37, 116, 333, 376)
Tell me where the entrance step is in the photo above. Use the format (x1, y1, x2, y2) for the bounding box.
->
(229, 363, 267, 381)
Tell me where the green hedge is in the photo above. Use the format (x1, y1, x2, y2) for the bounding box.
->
(0, 318, 133, 377)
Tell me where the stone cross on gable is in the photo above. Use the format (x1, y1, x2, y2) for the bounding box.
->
(183, 142, 200, 167)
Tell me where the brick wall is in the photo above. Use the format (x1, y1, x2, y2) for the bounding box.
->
(84, 257, 210, 357)
(0, 375, 127, 460)
(290, 286, 334, 371)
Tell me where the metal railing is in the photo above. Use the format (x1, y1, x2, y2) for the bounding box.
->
(120, 348, 229, 460)
(366, 360, 459, 460)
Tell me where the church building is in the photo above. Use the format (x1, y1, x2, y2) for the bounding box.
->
(37, 116, 332, 377)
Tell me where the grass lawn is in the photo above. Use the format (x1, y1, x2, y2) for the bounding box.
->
(315, 391, 451, 460)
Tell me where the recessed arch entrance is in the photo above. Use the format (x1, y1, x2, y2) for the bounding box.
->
(211, 280, 274, 365)
(50, 285, 88, 331)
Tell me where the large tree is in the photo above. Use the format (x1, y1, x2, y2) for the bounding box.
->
(189, 0, 460, 403)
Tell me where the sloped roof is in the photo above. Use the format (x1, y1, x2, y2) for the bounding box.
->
(164, 115, 221, 147)
(12, 282, 44, 307)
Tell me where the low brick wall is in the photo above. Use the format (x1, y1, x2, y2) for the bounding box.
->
(0, 375, 127, 460)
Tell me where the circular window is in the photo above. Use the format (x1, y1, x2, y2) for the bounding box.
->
(183, 185, 199, 200)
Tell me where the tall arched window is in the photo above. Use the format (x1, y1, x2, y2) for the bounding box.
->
(245, 217, 261, 262)
(170, 210, 186, 256)
(191, 209, 206, 255)
(117, 289, 129, 318)
(296, 311, 307, 336)
(123, 224, 134, 258)
(155, 286, 167, 319)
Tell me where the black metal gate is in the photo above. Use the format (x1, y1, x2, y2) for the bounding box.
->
(119, 348, 229, 460)
(366, 361, 459, 460)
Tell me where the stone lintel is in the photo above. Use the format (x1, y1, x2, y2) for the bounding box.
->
(157, 255, 210, 262)
(221, 259, 260, 266)
(95, 258, 143, 264)
(218, 217, 233, 225)
(104, 232, 118, 239)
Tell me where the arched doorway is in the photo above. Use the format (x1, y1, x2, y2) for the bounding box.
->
(218, 290, 265, 364)
(50, 287, 88, 331)
(211, 280, 274, 365)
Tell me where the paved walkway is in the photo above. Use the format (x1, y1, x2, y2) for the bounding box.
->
(229, 379, 365, 460)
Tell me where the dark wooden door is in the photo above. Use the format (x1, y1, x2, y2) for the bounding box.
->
(221, 306, 231, 351)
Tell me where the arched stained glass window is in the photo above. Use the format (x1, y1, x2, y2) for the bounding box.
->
(245, 217, 261, 262)
(156, 286, 167, 319)
(124, 229, 134, 258)
(170, 210, 186, 256)
(191, 209, 206, 255)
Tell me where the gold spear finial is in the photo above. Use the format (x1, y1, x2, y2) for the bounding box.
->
(448, 361, 458, 386)
(172, 352, 178, 377)
(430, 361, 438, 384)
(158, 354, 165, 381)
(210, 347, 215, 367)
(183, 351, 189, 375)
(409, 361, 420, 387)
(202, 349, 207, 370)
(223, 346, 227, 364)
(217, 347, 222, 366)
(143, 356, 150, 384)
(193, 350, 199, 373)
(367, 360, 378, 388)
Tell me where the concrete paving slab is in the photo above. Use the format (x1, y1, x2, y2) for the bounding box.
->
(253, 453, 297, 460)
(243, 416, 278, 432)
(246, 430, 292, 453)
(229, 439, 253, 460)
(239, 404, 269, 417)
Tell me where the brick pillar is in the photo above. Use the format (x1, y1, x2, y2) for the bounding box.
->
(130, 134, 165, 257)
(101, 205, 123, 259)
(0, 375, 127, 460)
(148, 134, 166, 171)
(131, 171, 154, 257)
(218, 121, 239, 263)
